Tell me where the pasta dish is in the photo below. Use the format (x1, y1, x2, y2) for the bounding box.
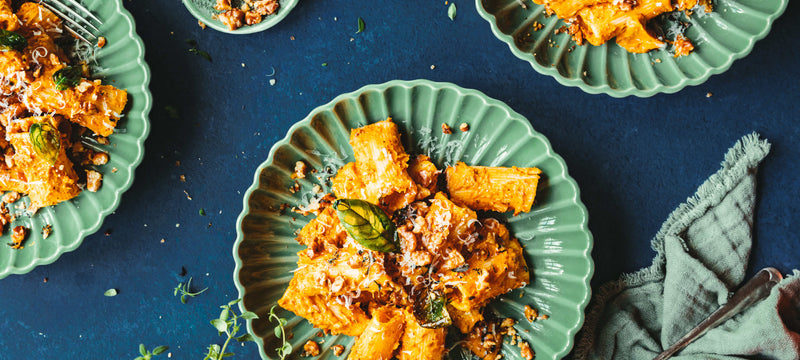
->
(533, 0, 712, 55)
(278, 119, 543, 359)
(0, 1, 126, 246)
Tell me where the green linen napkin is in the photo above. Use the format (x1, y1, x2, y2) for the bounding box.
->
(574, 133, 800, 360)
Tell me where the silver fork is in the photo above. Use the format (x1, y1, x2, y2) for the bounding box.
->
(38, 0, 103, 44)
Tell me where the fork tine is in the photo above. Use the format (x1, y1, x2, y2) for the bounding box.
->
(41, 1, 101, 32)
(56, 0, 103, 25)
(39, 2, 98, 42)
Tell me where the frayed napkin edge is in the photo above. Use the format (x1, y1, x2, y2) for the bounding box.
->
(573, 133, 771, 359)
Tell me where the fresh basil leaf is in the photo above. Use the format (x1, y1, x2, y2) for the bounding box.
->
(334, 199, 399, 253)
(0, 29, 26, 52)
(29, 122, 60, 165)
(448, 3, 457, 20)
(413, 289, 452, 328)
(52, 65, 82, 91)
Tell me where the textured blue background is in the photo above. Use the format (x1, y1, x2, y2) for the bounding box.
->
(0, 0, 798, 358)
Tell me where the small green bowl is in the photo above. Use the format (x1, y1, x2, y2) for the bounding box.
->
(182, 0, 299, 34)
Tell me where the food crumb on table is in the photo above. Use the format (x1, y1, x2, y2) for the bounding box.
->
(331, 344, 345, 356)
(302, 340, 320, 356)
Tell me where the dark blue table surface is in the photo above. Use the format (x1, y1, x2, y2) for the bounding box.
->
(0, 0, 797, 358)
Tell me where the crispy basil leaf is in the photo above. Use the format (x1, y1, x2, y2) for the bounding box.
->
(0, 29, 26, 52)
(334, 198, 398, 253)
(452, 264, 469, 273)
(29, 122, 60, 165)
(53, 65, 82, 91)
(413, 289, 452, 328)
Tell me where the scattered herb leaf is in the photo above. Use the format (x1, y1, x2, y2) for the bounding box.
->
(104, 288, 118, 297)
(333, 199, 399, 253)
(452, 264, 469, 272)
(203, 298, 259, 360)
(356, 17, 365, 33)
(173, 277, 207, 304)
(29, 122, 60, 165)
(199, 208, 206, 216)
(186, 39, 212, 62)
(448, 3, 457, 20)
(53, 65, 83, 91)
(134, 344, 169, 360)
(164, 105, 179, 119)
(321, 62, 328, 67)
(413, 289, 452, 328)
(268, 305, 292, 359)
(0, 29, 26, 52)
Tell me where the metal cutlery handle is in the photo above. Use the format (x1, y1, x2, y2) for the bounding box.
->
(653, 267, 784, 360)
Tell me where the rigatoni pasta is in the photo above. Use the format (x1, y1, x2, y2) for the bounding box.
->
(278, 118, 543, 359)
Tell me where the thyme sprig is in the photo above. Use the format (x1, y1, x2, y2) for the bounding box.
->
(173, 277, 207, 304)
(268, 305, 292, 359)
(203, 299, 258, 360)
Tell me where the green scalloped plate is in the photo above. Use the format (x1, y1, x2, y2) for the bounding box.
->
(476, 0, 788, 97)
(0, 0, 152, 279)
(183, 0, 299, 34)
(233, 80, 594, 360)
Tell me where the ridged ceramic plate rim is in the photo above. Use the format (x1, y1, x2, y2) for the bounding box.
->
(233, 79, 594, 360)
(0, 0, 152, 279)
(182, 0, 299, 34)
(476, 0, 789, 97)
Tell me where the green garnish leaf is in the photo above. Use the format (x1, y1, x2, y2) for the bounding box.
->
(53, 65, 83, 91)
(0, 29, 27, 52)
(186, 39, 212, 62)
(29, 122, 60, 165)
(448, 3, 457, 20)
(356, 17, 365, 33)
(236, 334, 255, 342)
(211, 318, 228, 332)
(240, 311, 258, 320)
(199, 208, 206, 216)
(333, 199, 399, 253)
(104, 288, 118, 297)
(173, 277, 207, 304)
(0, 29, 26, 52)
(321, 62, 328, 67)
(139, 344, 147, 356)
(413, 289, 452, 328)
(152, 346, 169, 355)
(452, 264, 469, 272)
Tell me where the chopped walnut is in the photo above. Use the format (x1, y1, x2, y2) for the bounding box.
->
(86, 170, 103, 192)
(214, 0, 232, 11)
(218, 9, 246, 30)
(252, 0, 280, 15)
(500, 318, 516, 329)
(441, 123, 452, 134)
(459, 122, 470, 132)
(92, 152, 109, 166)
(2, 191, 19, 204)
(96, 36, 107, 48)
(292, 160, 307, 179)
(9, 225, 27, 249)
(524, 305, 538, 322)
(302, 340, 320, 357)
(42, 224, 52, 239)
(245, 11, 263, 25)
(331, 344, 345, 356)
(672, 34, 695, 57)
(520, 341, 534, 360)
